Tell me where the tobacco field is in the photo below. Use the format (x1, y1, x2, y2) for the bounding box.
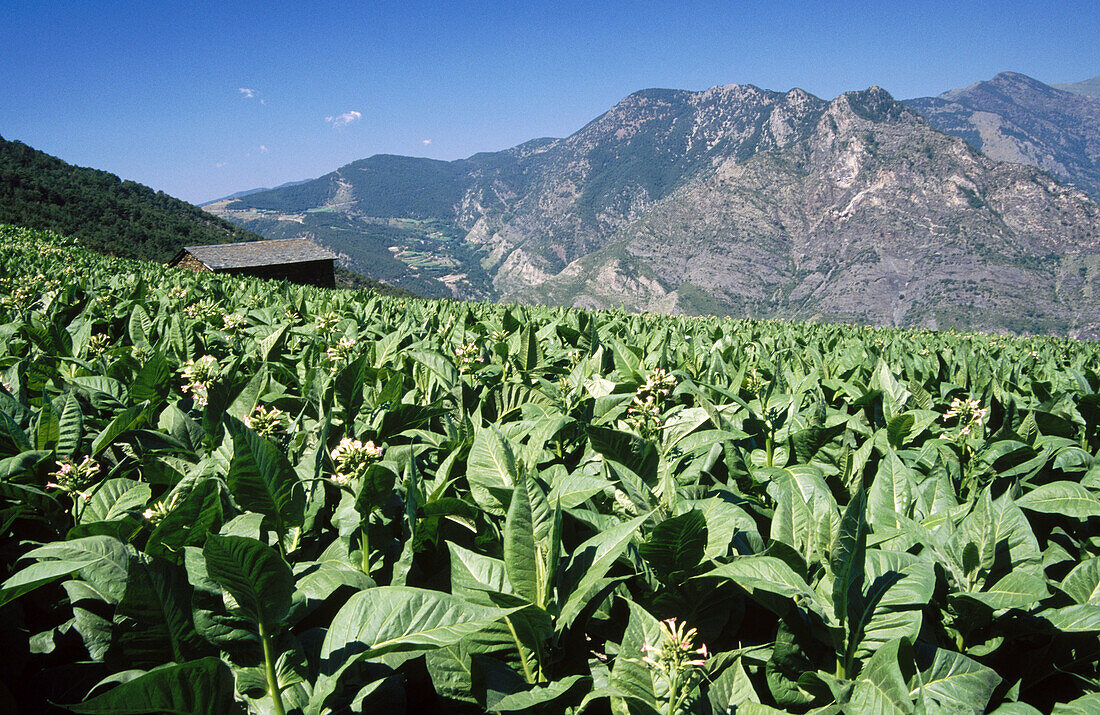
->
(1, 224, 1099, 713)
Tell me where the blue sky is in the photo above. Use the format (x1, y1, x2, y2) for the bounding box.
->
(2, 1, 1097, 204)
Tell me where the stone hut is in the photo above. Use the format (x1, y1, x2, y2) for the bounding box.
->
(170, 239, 337, 288)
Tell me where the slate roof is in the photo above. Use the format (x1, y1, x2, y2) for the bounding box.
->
(172, 239, 337, 270)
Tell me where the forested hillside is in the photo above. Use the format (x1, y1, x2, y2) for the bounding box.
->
(0, 136, 262, 262)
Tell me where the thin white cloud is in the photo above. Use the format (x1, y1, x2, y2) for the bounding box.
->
(326, 110, 362, 128)
(239, 88, 256, 99)
(422, 139, 432, 145)
(215, 161, 226, 168)
(258, 145, 269, 154)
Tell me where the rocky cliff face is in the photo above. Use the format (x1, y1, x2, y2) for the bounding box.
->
(508, 87, 1100, 337)
(209, 79, 1100, 337)
(906, 72, 1100, 200)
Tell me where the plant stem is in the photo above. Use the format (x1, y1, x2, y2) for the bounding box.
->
(258, 621, 286, 715)
(360, 527, 371, 574)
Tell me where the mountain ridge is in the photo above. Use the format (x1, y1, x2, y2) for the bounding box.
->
(208, 75, 1100, 336)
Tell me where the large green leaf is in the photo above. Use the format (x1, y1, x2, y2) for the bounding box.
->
(699, 556, 821, 615)
(202, 534, 293, 631)
(489, 675, 588, 712)
(311, 586, 520, 713)
(467, 425, 517, 516)
(558, 513, 649, 628)
(224, 415, 304, 537)
(110, 554, 207, 668)
(1017, 481, 1100, 519)
(79, 478, 151, 525)
(503, 469, 539, 605)
(849, 638, 911, 714)
(1060, 557, 1100, 605)
(639, 509, 707, 585)
(955, 570, 1051, 611)
(64, 657, 237, 714)
(910, 648, 1000, 714)
(1, 535, 134, 606)
(832, 490, 868, 633)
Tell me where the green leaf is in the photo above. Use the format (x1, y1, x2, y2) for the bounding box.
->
(224, 415, 304, 538)
(2, 536, 134, 607)
(311, 586, 520, 712)
(489, 675, 588, 712)
(57, 391, 84, 458)
(321, 586, 518, 661)
(849, 638, 911, 714)
(956, 571, 1051, 611)
(91, 403, 148, 456)
(867, 449, 915, 530)
(202, 534, 293, 631)
(699, 556, 821, 615)
(503, 470, 539, 604)
(64, 657, 236, 714)
(146, 478, 224, 563)
(226, 365, 267, 421)
(1037, 604, 1100, 632)
(1017, 481, 1100, 519)
(110, 554, 208, 668)
(639, 509, 707, 585)
(1060, 557, 1100, 605)
(34, 398, 60, 451)
(832, 490, 868, 632)
(129, 352, 170, 404)
(467, 425, 517, 516)
(1053, 693, 1100, 714)
(911, 648, 1000, 714)
(607, 600, 664, 712)
(79, 478, 152, 524)
(558, 513, 649, 628)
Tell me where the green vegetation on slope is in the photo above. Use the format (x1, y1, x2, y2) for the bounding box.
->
(0, 136, 264, 262)
(0, 138, 418, 297)
(1, 224, 1099, 713)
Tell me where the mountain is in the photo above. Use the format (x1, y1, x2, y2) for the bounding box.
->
(199, 178, 314, 206)
(1053, 75, 1100, 100)
(0, 136, 415, 296)
(209, 82, 1100, 337)
(905, 72, 1100, 200)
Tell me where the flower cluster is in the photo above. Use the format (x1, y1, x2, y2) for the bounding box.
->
(47, 457, 101, 499)
(326, 336, 357, 370)
(315, 311, 341, 334)
(639, 618, 708, 710)
(744, 367, 768, 395)
(142, 492, 181, 526)
(131, 344, 154, 364)
(454, 342, 484, 372)
(180, 355, 220, 407)
(183, 298, 220, 321)
(329, 437, 384, 486)
(244, 405, 287, 439)
(222, 313, 247, 332)
(944, 396, 988, 437)
(85, 333, 113, 359)
(627, 368, 677, 436)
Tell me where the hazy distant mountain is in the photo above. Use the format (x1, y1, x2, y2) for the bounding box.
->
(199, 179, 314, 206)
(1053, 75, 1100, 100)
(905, 72, 1100, 200)
(209, 81, 1100, 337)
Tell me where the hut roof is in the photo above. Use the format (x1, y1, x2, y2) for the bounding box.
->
(173, 239, 336, 270)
